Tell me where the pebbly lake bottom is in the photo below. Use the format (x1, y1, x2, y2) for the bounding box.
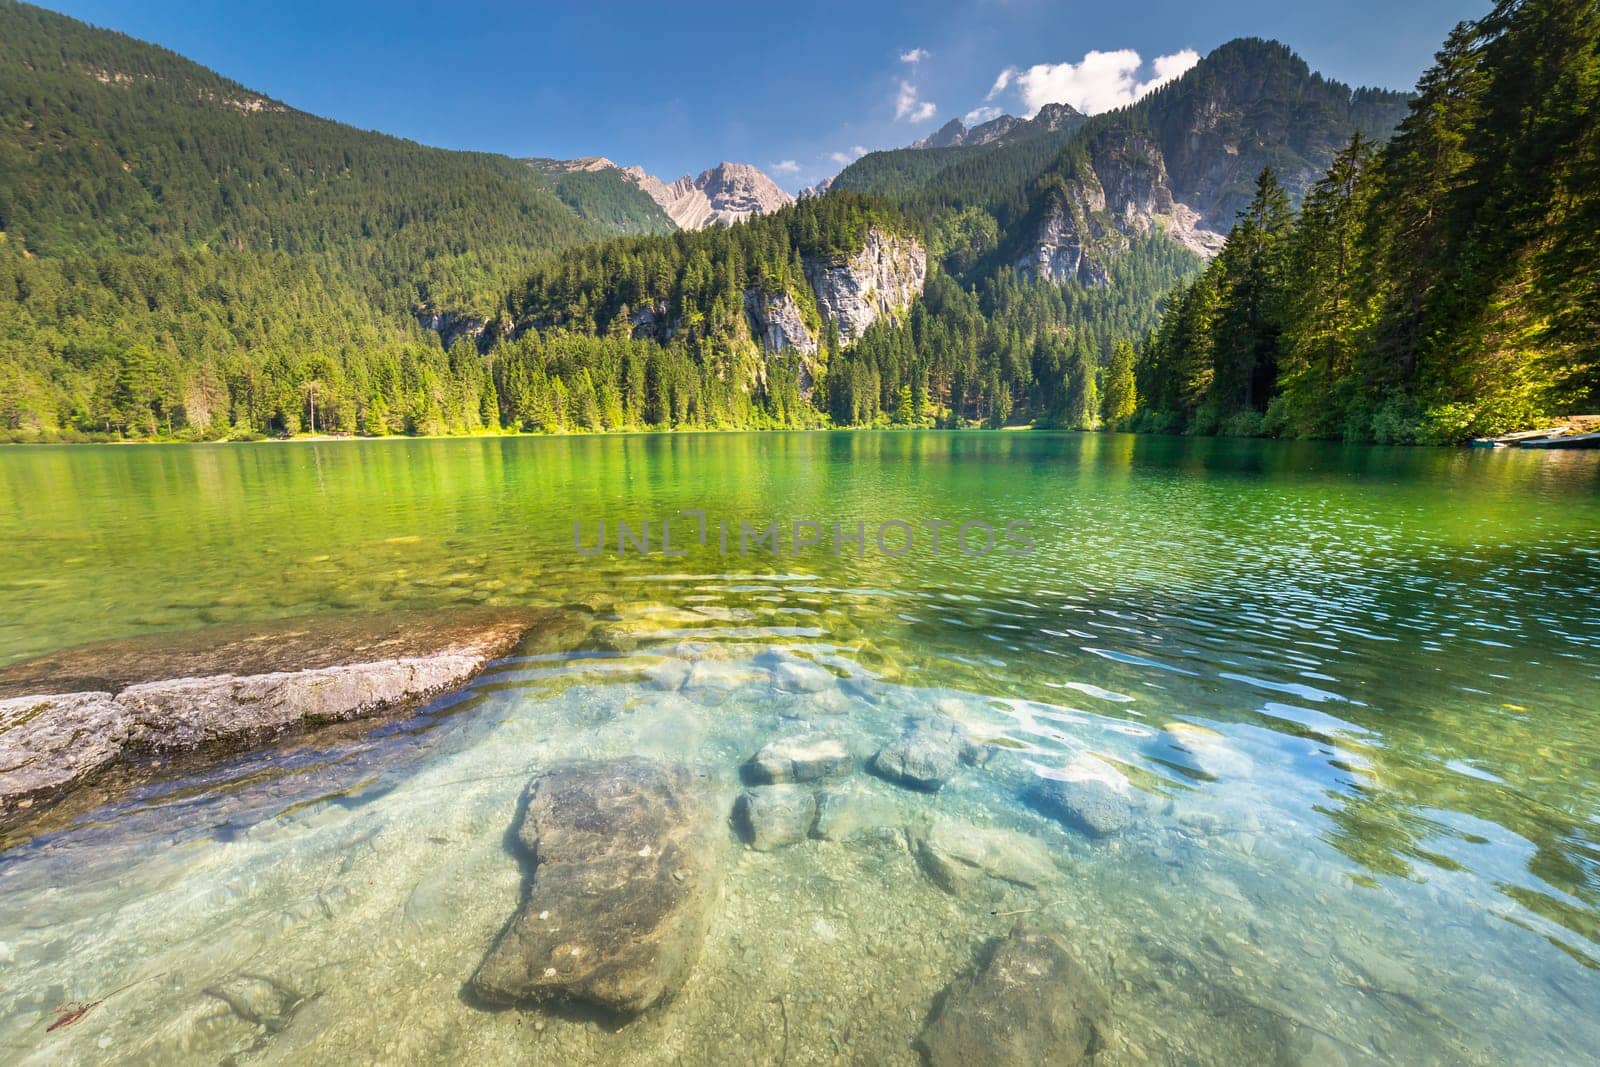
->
(0, 616, 1595, 1065)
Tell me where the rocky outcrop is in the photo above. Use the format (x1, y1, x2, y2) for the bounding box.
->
(1014, 183, 1117, 289)
(472, 759, 723, 1016)
(743, 290, 817, 357)
(417, 308, 490, 350)
(623, 162, 793, 230)
(918, 926, 1107, 1066)
(807, 227, 927, 344)
(0, 611, 534, 829)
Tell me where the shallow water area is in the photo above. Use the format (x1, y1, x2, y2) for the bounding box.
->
(1, 432, 1598, 1064)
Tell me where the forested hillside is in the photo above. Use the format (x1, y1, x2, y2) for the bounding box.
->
(0, 0, 608, 438)
(0, 0, 1590, 444)
(523, 159, 676, 236)
(1134, 0, 1600, 442)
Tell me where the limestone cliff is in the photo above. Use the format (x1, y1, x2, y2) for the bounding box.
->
(805, 228, 927, 344)
(744, 290, 818, 357)
(739, 226, 923, 399)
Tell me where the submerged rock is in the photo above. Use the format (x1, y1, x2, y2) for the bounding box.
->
(472, 759, 722, 1017)
(1160, 721, 1254, 778)
(918, 926, 1107, 1066)
(742, 734, 852, 785)
(1024, 777, 1133, 838)
(870, 718, 973, 792)
(0, 692, 129, 823)
(769, 660, 835, 694)
(811, 784, 903, 842)
(733, 787, 816, 851)
(914, 819, 1062, 894)
(204, 974, 302, 1031)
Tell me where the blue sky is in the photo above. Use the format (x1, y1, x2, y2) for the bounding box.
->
(38, 0, 1488, 191)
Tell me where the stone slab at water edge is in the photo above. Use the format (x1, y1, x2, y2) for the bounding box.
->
(472, 759, 724, 1016)
(0, 609, 539, 832)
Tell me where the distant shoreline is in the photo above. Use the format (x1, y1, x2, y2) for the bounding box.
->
(4, 424, 1595, 449)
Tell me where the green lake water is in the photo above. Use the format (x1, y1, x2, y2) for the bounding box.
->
(1, 431, 1598, 1063)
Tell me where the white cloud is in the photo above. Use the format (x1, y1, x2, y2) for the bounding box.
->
(770, 160, 801, 175)
(895, 80, 937, 123)
(989, 48, 1200, 116)
(829, 145, 869, 165)
(899, 47, 929, 65)
(963, 105, 1004, 126)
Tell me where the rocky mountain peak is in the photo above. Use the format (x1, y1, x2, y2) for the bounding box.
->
(914, 119, 970, 149)
(622, 161, 794, 230)
(1032, 102, 1085, 131)
(911, 113, 1029, 150)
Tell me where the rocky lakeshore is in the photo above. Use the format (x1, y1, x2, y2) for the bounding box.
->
(0, 621, 1578, 1066)
(0, 610, 541, 835)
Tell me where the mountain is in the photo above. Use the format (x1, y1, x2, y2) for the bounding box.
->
(913, 114, 1023, 149)
(9, 4, 1536, 447)
(523, 157, 676, 235)
(620, 162, 794, 230)
(1135, 3, 1600, 443)
(0, 0, 620, 440)
(911, 103, 1085, 151)
(0, 1, 609, 299)
(1003, 38, 1414, 285)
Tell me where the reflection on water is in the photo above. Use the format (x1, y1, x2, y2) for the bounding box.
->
(0, 432, 1598, 1063)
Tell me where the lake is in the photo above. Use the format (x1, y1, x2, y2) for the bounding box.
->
(1, 431, 1598, 1063)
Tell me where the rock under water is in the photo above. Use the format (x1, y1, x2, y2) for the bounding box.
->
(870, 717, 973, 792)
(918, 925, 1107, 1066)
(741, 733, 852, 785)
(1024, 777, 1134, 837)
(733, 786, 815, 851)
(471, 758, 723, 1017)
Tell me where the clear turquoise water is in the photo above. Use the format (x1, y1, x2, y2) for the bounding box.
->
(0, 432, 1597, 1063)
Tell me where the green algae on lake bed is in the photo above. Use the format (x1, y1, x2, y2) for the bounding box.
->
(0, 432, 1597, 1064)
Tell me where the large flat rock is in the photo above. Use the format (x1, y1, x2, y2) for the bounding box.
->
(472, 759, 723, 1017)
(0, 610, 536, 831)
(117, 653, 491, 750)
(918, 926, 1107, 1066)
(0, 692, 129, 817)
(0, 609, 531, 698)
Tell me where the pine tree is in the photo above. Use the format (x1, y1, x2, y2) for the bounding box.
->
(1102, 339, 1138, 426)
